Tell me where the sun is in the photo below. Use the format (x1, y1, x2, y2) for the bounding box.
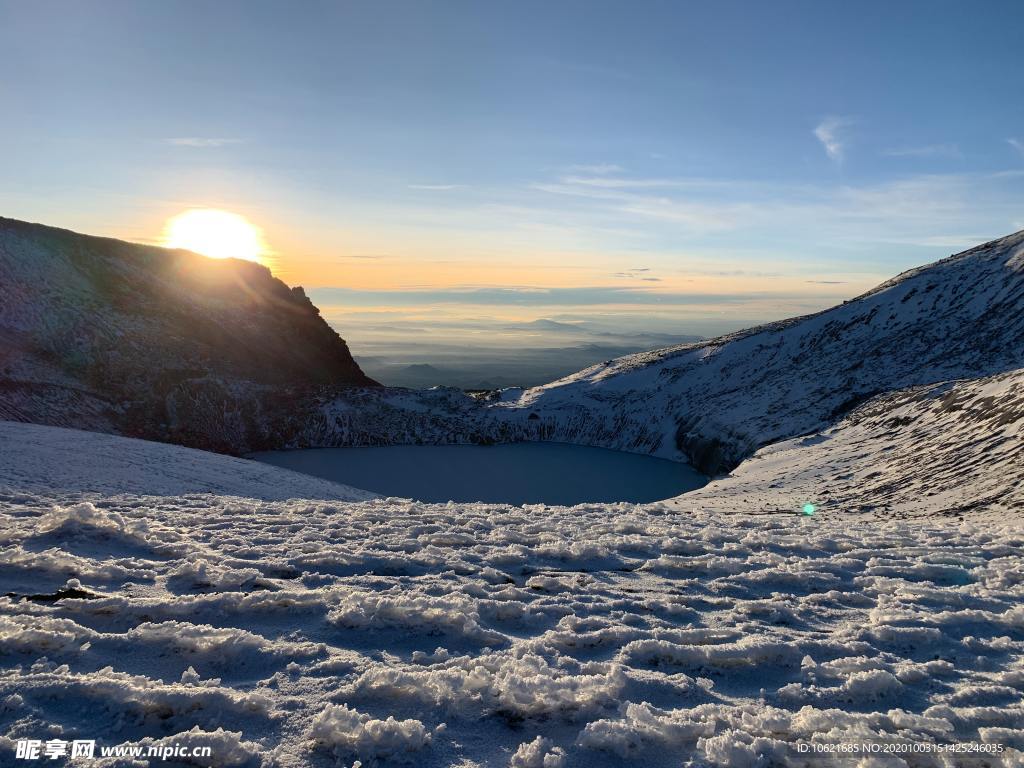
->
(162, 209, 265, 263)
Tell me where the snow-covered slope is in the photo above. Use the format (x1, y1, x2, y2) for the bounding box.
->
(679, 368, 1024, 520)
(1, 422, 1022, 766)
(501, 230, 1024, 472)
(0, 217, 375, 454)
(0, 421, 374, 502)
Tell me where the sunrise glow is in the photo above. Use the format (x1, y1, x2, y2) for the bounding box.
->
(162, 209, 265, 263)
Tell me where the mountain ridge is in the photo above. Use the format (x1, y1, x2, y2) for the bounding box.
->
(0, 216, 376, 454)
(502, 227, 1024, 470)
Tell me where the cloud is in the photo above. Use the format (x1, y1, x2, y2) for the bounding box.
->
(567, 163, 623, 175)
(535, 178, 739, 231)
(1009, 138, 1024, 158)
(814, 117, 850, 162)
(612, 268, 654, 279)
(531, 164, 1024, 250)
(557, 176, 695, 189)
(309, 285, 793, 308)
(408, 184, 465, 191)
(166, 137, 241, 147)
(336, 165, 1024, 280)
(883, 143, 961, 159)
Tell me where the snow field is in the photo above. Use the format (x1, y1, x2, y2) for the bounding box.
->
(1, 471, 1022, 766)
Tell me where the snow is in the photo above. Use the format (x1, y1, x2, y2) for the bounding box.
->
(503, 232, 1024, 470)
(1, 421, 1022, 766)
(309, 705, 432, 762)
(676, 367, 1024, 520)
(0, 421, 375, 502)
(509, 737, 565, 768)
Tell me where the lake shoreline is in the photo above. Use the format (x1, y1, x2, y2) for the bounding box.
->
(251, 441, 708, 505)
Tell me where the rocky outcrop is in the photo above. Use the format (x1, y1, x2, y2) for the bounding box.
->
(0, 216, 375, 453)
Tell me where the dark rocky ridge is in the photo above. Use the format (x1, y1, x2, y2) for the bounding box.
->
(0, 216, 376, 453)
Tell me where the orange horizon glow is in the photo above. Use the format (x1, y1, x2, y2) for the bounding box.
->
(268, 255, 871, 297)
(112, 206, 881, 302)
(161, 208, 267, 264)
(261, 232, 875, 295)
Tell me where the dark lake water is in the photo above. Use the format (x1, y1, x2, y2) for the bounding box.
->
(252, 442, 707, 505)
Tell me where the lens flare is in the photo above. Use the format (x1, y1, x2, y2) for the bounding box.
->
(162, 209, 265, 263)
(802, 503, 816, 515)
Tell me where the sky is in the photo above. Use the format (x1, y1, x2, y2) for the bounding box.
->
(3, 0, 1024, 383)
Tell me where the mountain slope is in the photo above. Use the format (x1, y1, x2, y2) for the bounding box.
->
(500, 230, 1024, 472)
(0, 216, 375, 452)
(0, 420, 374, 502)
(678, 367, 1024, 519)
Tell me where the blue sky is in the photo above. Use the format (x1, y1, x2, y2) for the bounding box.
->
(3, 0, 1024, 356)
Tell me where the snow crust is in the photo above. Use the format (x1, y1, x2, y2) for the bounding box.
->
(310, 705, 431, 761)
(1, 421, 1022, 766)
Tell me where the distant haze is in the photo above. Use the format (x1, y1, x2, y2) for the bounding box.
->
(311, 290, 827, 388)
(341, 313, 707, 389)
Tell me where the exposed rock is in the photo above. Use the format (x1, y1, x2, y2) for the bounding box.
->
(0, 216, 376, 453)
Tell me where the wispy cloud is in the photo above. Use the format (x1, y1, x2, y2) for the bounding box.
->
(166, 137, 241, 148)
(532, 167, 1024, 249)
(320, 166, 1024, 289)
(536, 178, 739, 231)
(567, 163, 623, 175)
(408, 184, 465, 191)
(1009, 138, 1024, 158)
(557, 176, 697, 189)
(311, 285, 820, 307)
(612, 267, 653, 279)
(814, 117, 850, 162)
(884, 143, 961, 159)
